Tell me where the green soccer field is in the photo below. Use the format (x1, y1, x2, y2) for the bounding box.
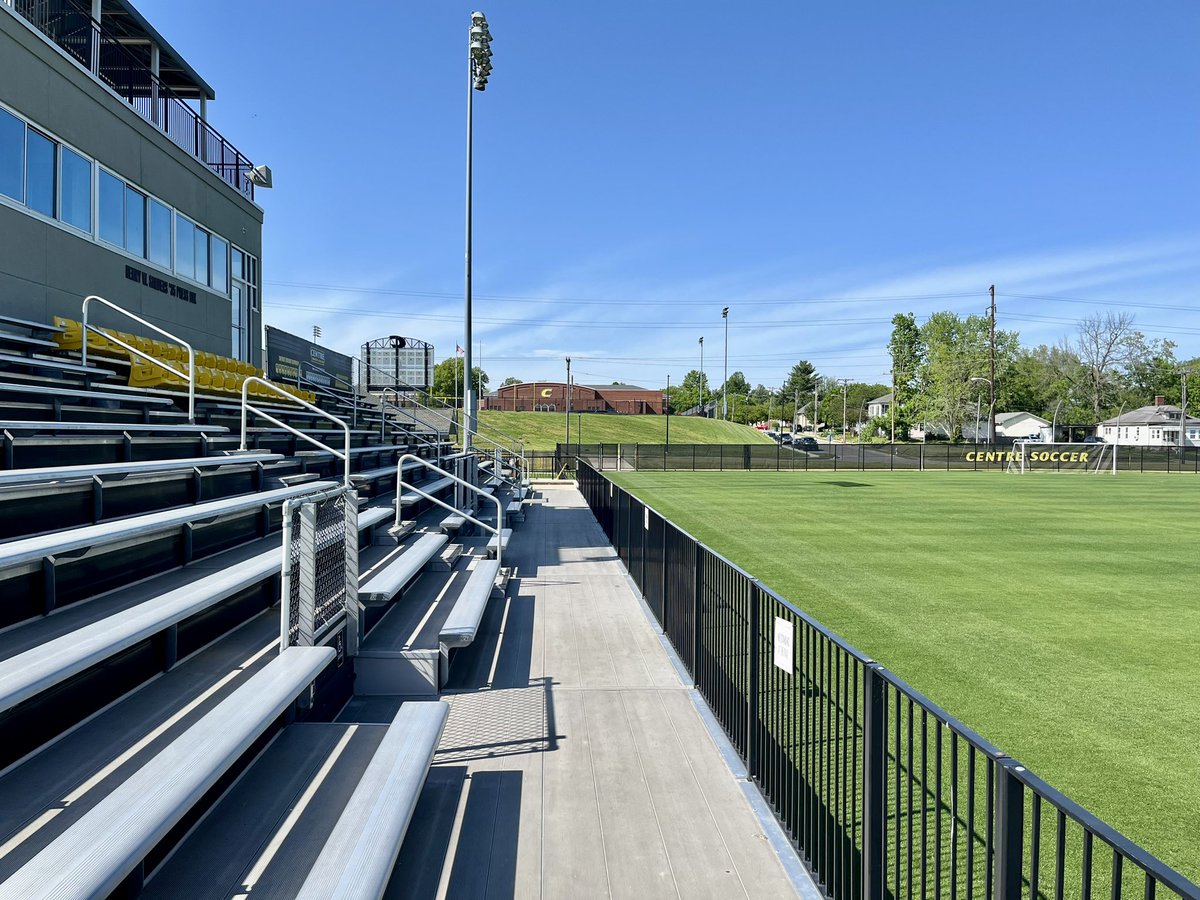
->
(608, 470, 1200, 883)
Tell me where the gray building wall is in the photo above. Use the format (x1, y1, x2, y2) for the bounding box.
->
(0, 5, 264, 365)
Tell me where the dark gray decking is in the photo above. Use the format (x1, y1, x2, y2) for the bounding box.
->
(384, 483, 808, 899)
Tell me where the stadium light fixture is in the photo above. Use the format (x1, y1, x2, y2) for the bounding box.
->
(463, 11, 494, 448)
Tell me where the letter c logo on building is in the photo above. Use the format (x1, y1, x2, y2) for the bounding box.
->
(540, 388, 553, 398)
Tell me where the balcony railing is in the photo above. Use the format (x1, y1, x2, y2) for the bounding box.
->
(8, 0, 255, 199)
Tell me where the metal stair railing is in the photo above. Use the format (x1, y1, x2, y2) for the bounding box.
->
(81, 294, 196, 422)
(394, 453, 505, 571)
(286, 371, 360, 429)
(240, 376, 351, 486)
(352, 354, 526, 477)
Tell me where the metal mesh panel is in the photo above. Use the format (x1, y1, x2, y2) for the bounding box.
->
(281, 488, 359, 648)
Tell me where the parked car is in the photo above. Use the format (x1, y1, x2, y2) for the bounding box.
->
(1083, 435, 1103, 444)
(794, 436, 820, 451)
(778, 434, 794, 445)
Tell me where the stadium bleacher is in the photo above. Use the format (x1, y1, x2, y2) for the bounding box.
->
(0, 311, 532, 896)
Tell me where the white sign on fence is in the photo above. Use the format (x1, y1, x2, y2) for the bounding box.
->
(645, 507, 650, 530)
(773, 617, 794, 674)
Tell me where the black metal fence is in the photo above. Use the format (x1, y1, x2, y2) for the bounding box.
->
(561, 442, 1200, 474)
(577, 460, 1199, 900)
(11, 0, 256, 197)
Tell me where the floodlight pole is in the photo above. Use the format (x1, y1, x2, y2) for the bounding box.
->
(463, 11, 493, 450)
(722, 306, 729, 420)
(699, 337, 705, 416)
(665, 373, 670, 445)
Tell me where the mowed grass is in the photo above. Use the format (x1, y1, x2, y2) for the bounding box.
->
(477, 410, 774, 451)
(609, 470, 1200, 883)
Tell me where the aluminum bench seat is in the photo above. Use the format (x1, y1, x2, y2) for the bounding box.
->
(357, 505, 393, 537)
(0, 480, 336, 573)
(0, 351, 114, 377)
(358, 532, 449, 605)
(0, 548, 280, 716)
(438, 559, 502, 648)
(296, 701, 450, 899)
(0, 383, 173, 406)
(486, 527, 513, 558)
(0, 452, 282, 488)
(0, 505, 384, 706)
(294, 445, 406, 459)
(0, 314, 65, 333)
(350, 460, 422, 486)
(0, 332, 61, 352)
(1, 646, 335, 899)
(0, 420, 227, 434)
(396, 475, 454, 507)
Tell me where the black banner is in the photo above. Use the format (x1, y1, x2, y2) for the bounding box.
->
(265, 326, 353, 390)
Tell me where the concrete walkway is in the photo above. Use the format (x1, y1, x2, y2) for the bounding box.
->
(388, 483, 804, 900)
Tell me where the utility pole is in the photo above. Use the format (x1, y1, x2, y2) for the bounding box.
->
(890, 367, 896, 444)
(837, 377, 851, 441)
(565, 357, 571, 451)
(1181, 370, 1190, 457)
(989, 285, 997, 443)
(792, 388, 799, 436)
(665, 373, 670, 445)
(699, 337, 705, 416)
(813, 388, 819, 438)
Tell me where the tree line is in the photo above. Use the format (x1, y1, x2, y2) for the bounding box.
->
(667, 309, 1195, 439)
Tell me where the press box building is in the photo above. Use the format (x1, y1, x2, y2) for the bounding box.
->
(0, 0, 265, 365)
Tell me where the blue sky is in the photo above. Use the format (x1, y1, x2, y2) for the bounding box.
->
(143, 1, 1200, 390)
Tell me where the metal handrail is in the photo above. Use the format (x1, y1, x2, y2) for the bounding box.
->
(472, 446, 521, 493)
(353, 353, 525, 454)
(378, 389, 443, 453)
(81, 294, 195, 422)
(286, 371, 358, 429)
(395, 453, 504, 571)
(240, 376, 351, 486)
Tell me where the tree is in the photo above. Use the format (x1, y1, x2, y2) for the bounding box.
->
(1065, 312, 1140, 422)
(780, 361, 818, 401)
(500, 376, 522, 388)
(888, 313, 924, 438)
(665, 369, 710, 414)
(432, 357, 488, 402)
(720, 371, 752, 400)
(917, 311, 1018, 440)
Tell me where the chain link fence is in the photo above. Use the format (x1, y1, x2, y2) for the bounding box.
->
(280, 487, 359, 652)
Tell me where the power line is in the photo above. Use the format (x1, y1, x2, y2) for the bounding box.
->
(266, 280, 985, 307)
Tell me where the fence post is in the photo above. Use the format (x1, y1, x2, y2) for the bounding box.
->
(747, 581, 761, 778)
(993, 760, 1025, 900)
(692, 542, 704, 685)
(861, 664, 887, 900)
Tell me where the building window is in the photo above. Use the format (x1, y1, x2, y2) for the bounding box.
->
(125, 186, 145, 257)
(60, 146, 91, 231)
(211, 235, 228, 294)
(148, 199, 171, 268)
(0, 107, 23, 202)
(25, 129, 56, 217)
(98, 169, 124, 246)
(174, 216, 195, 280)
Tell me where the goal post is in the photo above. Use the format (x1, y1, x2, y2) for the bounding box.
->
(1008, 441, 1117, 475)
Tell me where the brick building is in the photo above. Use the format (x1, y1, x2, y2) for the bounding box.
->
(482, 382, 664, 415)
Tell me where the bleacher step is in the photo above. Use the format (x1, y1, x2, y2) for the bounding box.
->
(430, 542, 463, 571)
